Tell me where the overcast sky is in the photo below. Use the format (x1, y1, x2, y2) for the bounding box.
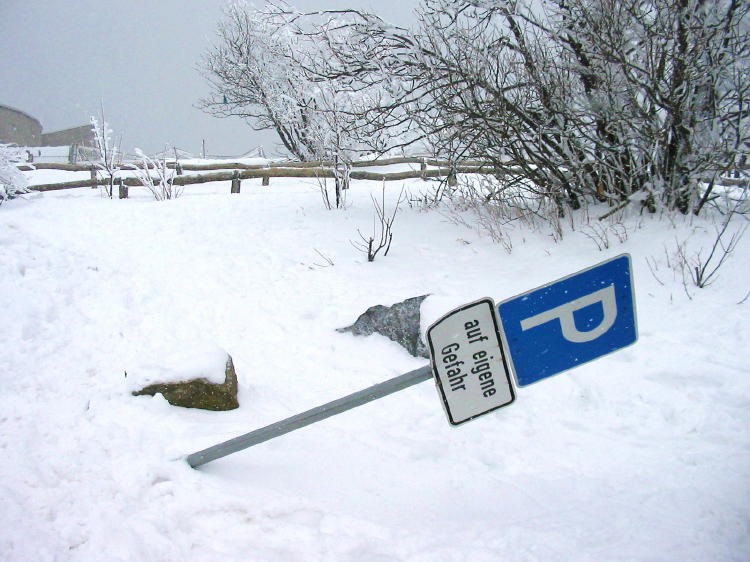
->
(0, 1, 419, 157)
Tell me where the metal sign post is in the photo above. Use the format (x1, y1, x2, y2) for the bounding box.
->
(187, 365, 432, 468)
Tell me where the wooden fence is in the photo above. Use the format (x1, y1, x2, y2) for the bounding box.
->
(23, 157, 503, 194)
(16, 156, 492, 173)
(19, 156, 747, 195)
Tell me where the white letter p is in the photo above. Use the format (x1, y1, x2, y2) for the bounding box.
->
(520, 285, 617, 343)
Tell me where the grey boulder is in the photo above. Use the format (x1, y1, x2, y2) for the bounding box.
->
(338, 295, 430, 358)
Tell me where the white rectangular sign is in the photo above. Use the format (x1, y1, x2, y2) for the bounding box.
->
(427, 298, 515, 425)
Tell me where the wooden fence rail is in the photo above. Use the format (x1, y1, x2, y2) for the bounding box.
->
(17, 156, 498, 173)
(27, 164, 504, 193)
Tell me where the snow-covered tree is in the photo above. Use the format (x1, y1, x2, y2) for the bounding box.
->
(310, 0, 749, 214)
(200, 2, 315, 161)
(199, 2, 394, 164)
(201, 0, 748, 214)
(405, 0, 749, 213)
(90, 114, 123, 199)
(544, 0, 750, 214)
(0, 144, 29, 205)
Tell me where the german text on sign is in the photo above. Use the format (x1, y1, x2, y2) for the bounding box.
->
(427, 298, 515, 425)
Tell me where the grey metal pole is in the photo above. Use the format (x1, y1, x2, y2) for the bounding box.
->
(187, 364, 433, 468)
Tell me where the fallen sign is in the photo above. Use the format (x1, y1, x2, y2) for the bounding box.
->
(185, 255, 636, 468)
(186, 300, 516, 468)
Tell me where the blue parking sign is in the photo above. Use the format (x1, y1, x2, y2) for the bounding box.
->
(497, 254, 637, 387)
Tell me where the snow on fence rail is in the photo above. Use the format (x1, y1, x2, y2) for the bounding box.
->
(16, 156, 493, 173)
(23, 159, 502, 193)
(27, 166, 496, 193)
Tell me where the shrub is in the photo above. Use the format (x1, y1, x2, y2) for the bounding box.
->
(0, 144, 29, 205)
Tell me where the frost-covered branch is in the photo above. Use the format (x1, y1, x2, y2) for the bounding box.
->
(90, 111, 123, 198)
(132, 149, 182, 201)
(199, 2, 394, 162)
(0, 144, 30, 205)
(351, 186, 404, 261)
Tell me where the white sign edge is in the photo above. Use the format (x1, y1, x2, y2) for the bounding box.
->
(426, 297, 516, 426)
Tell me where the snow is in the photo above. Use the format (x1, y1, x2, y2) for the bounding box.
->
(177, 157, 271, 166)
(125, 343, 230, 391)
(25, 169, 92, 184)
(17, 146, 70, 163)
(1, 174, 749, 560)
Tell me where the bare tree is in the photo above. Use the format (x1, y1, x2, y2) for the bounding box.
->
(199, 2, 389, 168)
(90, 111, 123, 199)
(310, 0, 749, 215)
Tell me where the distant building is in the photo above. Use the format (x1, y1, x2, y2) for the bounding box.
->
(0, 104, 43, 146)
(0, 104, 95, 156)
(41, 124, 95, 148)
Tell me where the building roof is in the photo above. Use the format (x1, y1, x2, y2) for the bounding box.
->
(0, 104, 43, 128)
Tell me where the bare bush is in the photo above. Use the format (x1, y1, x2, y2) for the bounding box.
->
(89, 111, 123, 199)
(582, 220, 629, 251)
(675, 218, 747, 290)
(132, 149, 182, 201)
(352, 186, 404, 262)
(443, 175, 572, 251)
(308, 249, 334, 270)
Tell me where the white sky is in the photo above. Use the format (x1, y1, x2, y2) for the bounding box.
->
(0, 0, 419, 156)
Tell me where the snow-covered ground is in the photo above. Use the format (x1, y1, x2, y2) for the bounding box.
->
(1, 175, 749, 560)
(16, 146, 70, 164)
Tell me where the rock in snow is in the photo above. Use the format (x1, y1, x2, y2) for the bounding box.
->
(131, 354, 239, 411)
(338, 295, 430, 358)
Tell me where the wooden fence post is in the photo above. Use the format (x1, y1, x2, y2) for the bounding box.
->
(231, 171, 241, 194)
(90, 166, 97, 188)
(420, 159, 427, 181)
(262, 175, 270, 186)
(118, 178, 128, 199)
(447, 169, 458, 186)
